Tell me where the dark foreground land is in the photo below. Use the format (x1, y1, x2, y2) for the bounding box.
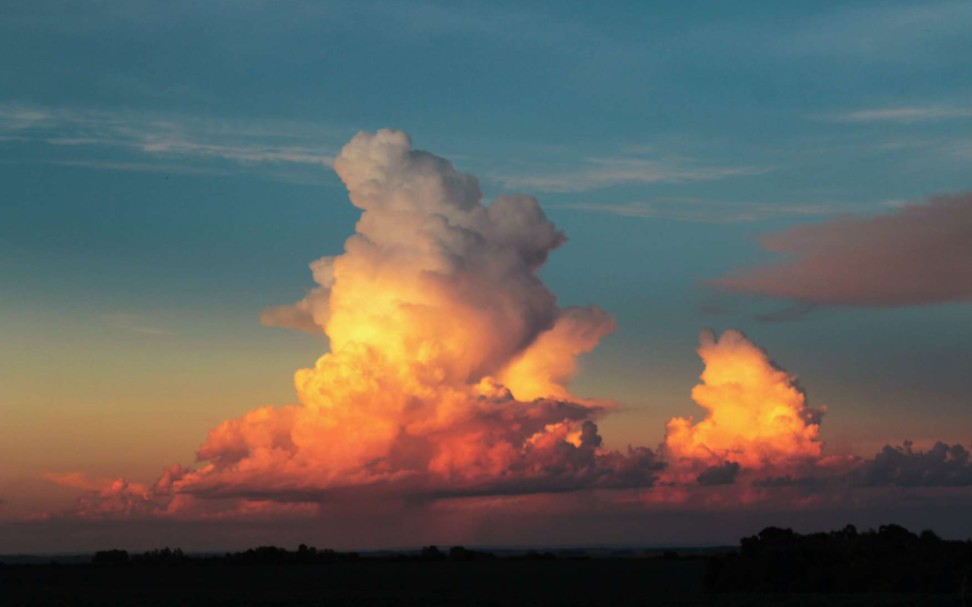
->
(3, 525, 971, 606)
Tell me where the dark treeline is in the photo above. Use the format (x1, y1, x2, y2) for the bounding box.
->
(21, 524, 972, 600)
(6, 527, 972, 606)
(89, 544, 546, 566)
(706, 524, 972, 595)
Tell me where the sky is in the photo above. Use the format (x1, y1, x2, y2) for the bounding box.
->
(1, 0, 971, 553)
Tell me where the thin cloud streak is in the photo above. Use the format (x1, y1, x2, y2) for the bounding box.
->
(496, 157, 766, 193)
(785, 0, 972, 63)
(102, 314, 172, 337)
(0, 159, 236, 177)
(0, 104, 338, 177)
(830, 106, 972, 123)
(551, 198, 874, 224)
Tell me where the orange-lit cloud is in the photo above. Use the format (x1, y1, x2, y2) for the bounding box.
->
(40, 132, 972, 529)
(664, 329, 823, 475)
(168, 129, 655, 501)
(43, 469, 179, 519)
(42, 468, 320, 522)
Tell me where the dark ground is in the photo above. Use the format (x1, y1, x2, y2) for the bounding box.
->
(3, 525, 971, 606)
(0, 559, 964, 607)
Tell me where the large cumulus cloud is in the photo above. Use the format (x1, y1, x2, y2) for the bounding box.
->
(169, 129, 653, 501)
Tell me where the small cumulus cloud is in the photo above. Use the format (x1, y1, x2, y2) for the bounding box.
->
(712, 192, 972, 307)
(664, 330, 824, 472)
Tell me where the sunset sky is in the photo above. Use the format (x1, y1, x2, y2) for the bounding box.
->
(2, 1, 971, 553)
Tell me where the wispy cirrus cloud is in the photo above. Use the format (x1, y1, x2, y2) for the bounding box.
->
(495, 157, 766, 193)
(102, 313, 172, 337)
(550, 197, 882, 224)
(785, 0, 972, 63)
(829, 105, 972, 124)
(0, 104, 338, 180)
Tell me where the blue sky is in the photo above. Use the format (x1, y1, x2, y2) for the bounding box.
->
(1, 0, 971, 537)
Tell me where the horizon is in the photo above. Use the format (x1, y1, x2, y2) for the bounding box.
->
(1, 522, 958, 559)
(1, 543, 740, 559)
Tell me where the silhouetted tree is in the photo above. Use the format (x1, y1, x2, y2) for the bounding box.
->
(707, 524, 972, 595)
(448, 546, 495, 561)
(520, 550, 556, 561)
(132, 547, 187, 565)
(92, 550, 129, 566)
(420, 545, 446, 561)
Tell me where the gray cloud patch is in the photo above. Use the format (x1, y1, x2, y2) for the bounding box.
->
(752, 475, 828, 490)
(856, 441, 972, 487)
(713, 192, 972, 307)
(697, 461, 741, 486)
